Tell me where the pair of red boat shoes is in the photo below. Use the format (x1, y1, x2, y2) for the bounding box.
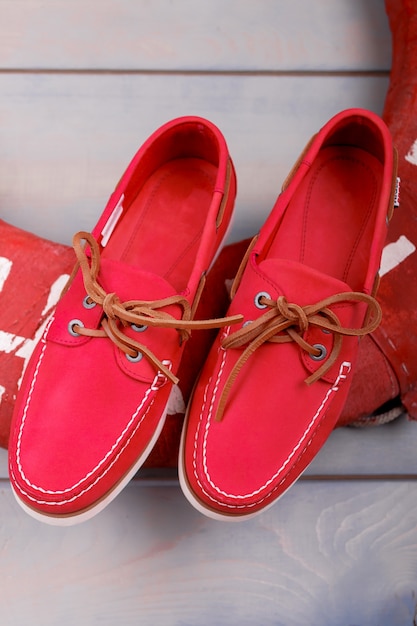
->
(8, 110, 398, 524)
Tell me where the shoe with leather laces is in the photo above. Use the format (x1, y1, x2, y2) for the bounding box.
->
(8, 116, 240, 525)
(179, 108, 398, 520)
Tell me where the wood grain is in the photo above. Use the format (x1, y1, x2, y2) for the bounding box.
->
(1, 414, 416, 480)
(0, 0, 391, 72)
(0, 480, 416, 626)
(0, 73, 389, 245)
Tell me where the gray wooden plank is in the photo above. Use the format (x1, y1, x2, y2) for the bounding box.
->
(306, 414, 417, 477)
(0, 73, 389, 245)
(0, 480, 416, 625)
(0, 0, 391, 71)
(1, 414, 416, 480)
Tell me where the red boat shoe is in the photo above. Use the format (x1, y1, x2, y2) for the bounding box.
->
(179, 109, 398, 520)
(9, 116, 240, 524)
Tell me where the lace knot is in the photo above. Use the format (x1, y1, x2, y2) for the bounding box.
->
(276, 296, 309, 333)
(102, 292, 122, 321)
(66, 231, 243, 387)
(216, 289, 382, 421)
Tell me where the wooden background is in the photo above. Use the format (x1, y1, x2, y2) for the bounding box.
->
(1, 1, 417, 624)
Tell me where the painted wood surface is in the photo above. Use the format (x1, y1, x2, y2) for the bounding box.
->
(0, 73, 389, 245)
(1, 480, 417, 626)
(0, 414, 415, 480)
(2, 1, 417, 624)
(0, 0, 391, 71)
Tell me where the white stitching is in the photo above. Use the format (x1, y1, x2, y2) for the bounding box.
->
(192, 345, 351, 509)
(11, 397, 153, 506)
(192, 328, 229, 486)
(14, 325, 159, 502)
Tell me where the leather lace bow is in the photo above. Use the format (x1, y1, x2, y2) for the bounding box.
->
(67, 231, 243, 386)
(215, 291, 382, 421)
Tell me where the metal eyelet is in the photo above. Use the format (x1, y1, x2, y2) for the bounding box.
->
(82, 295, 96, 309)
(254, 291, 271, 309)
(242, 320, 253, 327)
(68, 319, 84, 337)
(310, 343, 327, 361)
(126, 350, 143, 363)
(131, 323, 148, 333)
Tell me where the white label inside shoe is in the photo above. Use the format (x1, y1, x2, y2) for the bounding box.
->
(101, 194, 124, 247)
(394, 177, 400, 208)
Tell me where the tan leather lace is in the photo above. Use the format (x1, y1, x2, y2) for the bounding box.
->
(215, 291, 382, 421)
(68, 231, 243, 386)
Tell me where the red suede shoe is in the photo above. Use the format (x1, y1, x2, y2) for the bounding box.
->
(179, 109, 398, 520)
(9, 116, 240, 524)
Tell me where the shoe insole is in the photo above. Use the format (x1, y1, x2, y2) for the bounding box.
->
(269, 146, 382, 291)
(105, 157, 217, 292)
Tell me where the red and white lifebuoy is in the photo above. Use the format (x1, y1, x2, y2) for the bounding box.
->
(341, 0, 417, 425)
(0, 221, 75, 446)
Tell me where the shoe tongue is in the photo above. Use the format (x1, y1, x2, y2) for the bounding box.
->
(257, 257, 351, 304)
(99, 257, 178, 301)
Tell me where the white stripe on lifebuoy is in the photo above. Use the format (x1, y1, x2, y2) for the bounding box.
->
(380, 235, 416, 277)
(40, 274, 69, 317)
(405, 139, 417, 166)
(166, 384, 186, 415)
(0, 267, 69, 396)
(0, 330, 27, 354)
(0, 257, 12, 292)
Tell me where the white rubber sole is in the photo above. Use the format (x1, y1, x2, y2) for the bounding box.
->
(178, 405, 279, 523)
(11, 213, 236, 526)
(11, 391, 173, 527)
